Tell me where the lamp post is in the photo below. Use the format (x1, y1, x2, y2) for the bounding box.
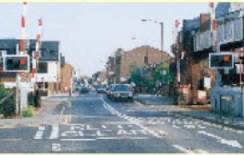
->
(141, 19, 164, 52)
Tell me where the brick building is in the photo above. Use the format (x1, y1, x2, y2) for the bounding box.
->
(59, 63, 73, 93)
(106, 45, 172, 84)
(0, 39, 62, 96)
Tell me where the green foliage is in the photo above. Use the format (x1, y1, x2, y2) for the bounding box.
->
(22, 106, 35, 117)
(0, 84, 9, 99)
(130, 63, 174, 93)
(0, 84, 15, 117)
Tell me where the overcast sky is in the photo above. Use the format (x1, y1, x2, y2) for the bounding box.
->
(0, 3, 209, 76)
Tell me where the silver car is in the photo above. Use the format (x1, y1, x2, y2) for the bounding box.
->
(110, 84, 134, 101)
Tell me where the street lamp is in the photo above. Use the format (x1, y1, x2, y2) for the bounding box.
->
(141, 19, 164, 52)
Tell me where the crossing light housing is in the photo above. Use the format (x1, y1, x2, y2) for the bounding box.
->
(3, 55, 30, 72)
(209, 52, 234, 69)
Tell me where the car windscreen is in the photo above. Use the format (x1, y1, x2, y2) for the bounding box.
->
(113, 85, 129, 91)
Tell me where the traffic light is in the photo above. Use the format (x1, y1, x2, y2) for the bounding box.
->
(3, 55, 30, 72)
(209, 52, 234, 69)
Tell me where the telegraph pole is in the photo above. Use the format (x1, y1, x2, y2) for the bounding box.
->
(174, 19, 180, 103)
(160, 22, 164, 51)
(16, 2, 27, 116)
(240, 50, 244, 117)
(209, 2, 223, 118)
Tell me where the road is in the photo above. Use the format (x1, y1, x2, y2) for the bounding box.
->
(0, 92, 244, 153)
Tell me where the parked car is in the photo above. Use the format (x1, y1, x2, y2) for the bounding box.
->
(96, 85, 107, 93)
(110, 84, 134, 101)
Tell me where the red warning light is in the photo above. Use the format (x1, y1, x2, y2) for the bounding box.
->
(224, 55, 230, 62)
(19, 58, 26, 65)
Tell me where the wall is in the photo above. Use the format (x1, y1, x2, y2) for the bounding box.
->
(119, 45, 171, 80)
(35, 61, 59, 83)
(60, 63, 73, 92)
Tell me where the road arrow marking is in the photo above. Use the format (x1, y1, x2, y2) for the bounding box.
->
(198, 130, 242, 149)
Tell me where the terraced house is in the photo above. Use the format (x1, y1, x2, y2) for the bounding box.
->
(173, 3, 244, 117)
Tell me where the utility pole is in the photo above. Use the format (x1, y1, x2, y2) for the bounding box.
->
(160, 22, 164, 52)
(174, 19, 180, 103)
(209, 2, 223, 118)
(240, 50, 244, 117)
(16, 2, 27, 116)
(141, 19, 164, 52)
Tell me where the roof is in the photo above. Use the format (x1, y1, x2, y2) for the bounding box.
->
(0, 39, 60, 61)
(29, 39, 60, 61)
(215, 3, 231, 19)
(0, 39, 18, 55)
(183, 17, 200, 31)
(216, 9, 241, 23)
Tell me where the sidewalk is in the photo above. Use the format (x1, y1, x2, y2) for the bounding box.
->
(135, 94, 175, 105)
(0, 96, 67, 128)
(135, 94, 244, 130)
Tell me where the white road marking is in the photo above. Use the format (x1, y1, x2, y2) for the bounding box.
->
(173, 144, 208, 153)
(34, 126, 45, 140)
(49, 125, 59, 139)
(117, 125, 123, 129)
(86, 125, 98, 130)
(60, 138, 96, 141)
(197, 125, 206, 129)
(96, 136, 148, 140)
(101, 97, 165, 138)
(184, 124, 196, 129)
(173, 144, 192, 153)
(172, 124, 180, 129)
(51, 143, 61, 152)
(101, 125, 107, 128)
(96, 130, 103, 136)
(117, 129, 128, 135)
(195, 149, 209, 153)
(198, 130, 243, 149)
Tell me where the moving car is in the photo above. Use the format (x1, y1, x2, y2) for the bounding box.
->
(79, 86, 90, 94)
(110, 84, 134, 101)
(106, 84, 117, 99)
(96, 85, 107, 93)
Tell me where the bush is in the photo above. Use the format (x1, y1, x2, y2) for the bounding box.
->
(1, 97, 15, 117)
(22, 106, 35, 117)
(0, 84, 15, 118)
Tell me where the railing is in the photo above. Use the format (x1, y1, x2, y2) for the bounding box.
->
(217, 17, 243, 45)
(194, 30, 212, 52)
(0, 91, 14, 105)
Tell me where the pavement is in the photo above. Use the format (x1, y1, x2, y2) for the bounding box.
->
(135, 94, 244, 131)
(0, 92, 243, 152)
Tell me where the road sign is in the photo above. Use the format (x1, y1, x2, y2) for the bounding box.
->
(3, 54, 30, 72)
(209, 52, 234, 69)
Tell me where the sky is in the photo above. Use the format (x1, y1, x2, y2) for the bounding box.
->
(0, 3, 209, 76)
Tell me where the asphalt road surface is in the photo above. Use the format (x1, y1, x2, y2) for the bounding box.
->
(0, 92, 244, 153)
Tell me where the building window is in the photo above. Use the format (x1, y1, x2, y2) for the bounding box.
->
(38, 62, 48, 73)
(144, 56, 148, 65)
